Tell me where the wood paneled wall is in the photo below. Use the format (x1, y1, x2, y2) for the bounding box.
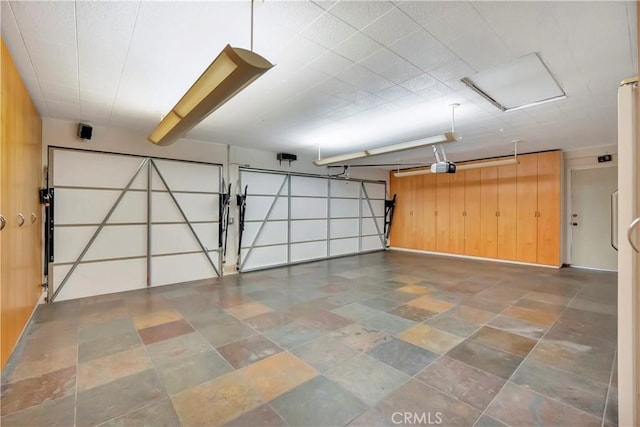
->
(389, 151, 561, 267)
(1, 38, 43, 369)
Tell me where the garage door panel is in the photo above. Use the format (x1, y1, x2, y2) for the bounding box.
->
(53, 150, 147, 190)
(52, 259, 147, 301)
(151, 193, 219, 223)
(362, 199, 385, 218)
(330, 199, 359, 218)
(330, 219, 359, 239)
(291, 220, 327, 242)
(55, 189, 147, 225)
(241, 245, 288, 270)
(151, 252, 218, 286)
(291, 241, 327, 263)
(244, 196, 288, 221)
(291, 176, 327, 197)
(364, 182, 386, 200)
(242, 221, 288, 248)
(152, 223, 218, 255)
(331, 181, 360, 198)
(291, 197, 327, 219)
(242, 172, 288, 195)
(152, 159, 220, 193)
(54, 225, 146, 264)
(362, 217, 384, 236)
(330, 238, 359, 256)
(362, 235, 385, 251)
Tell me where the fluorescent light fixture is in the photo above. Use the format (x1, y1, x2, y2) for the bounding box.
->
(149, 45, 273, 146)
(393, 158, 519, 177)
(461, 53, 565, 112)
(313, 132, 460, 166)
(313, 151, 368, 166)
(365, 132, 459, 156)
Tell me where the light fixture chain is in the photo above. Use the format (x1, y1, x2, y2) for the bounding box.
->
(250, 0, 254, 52)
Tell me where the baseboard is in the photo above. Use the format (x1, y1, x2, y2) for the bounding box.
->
(570, 264, 618, 272)
(389, 247, 561, 269)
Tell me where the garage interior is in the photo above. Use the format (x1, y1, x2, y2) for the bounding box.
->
(0, 1, 638, 427)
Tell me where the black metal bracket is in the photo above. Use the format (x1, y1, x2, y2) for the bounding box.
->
(236, 185, 248, 268)
(384, 194, 397, 245)
(219, 182, 232, 262)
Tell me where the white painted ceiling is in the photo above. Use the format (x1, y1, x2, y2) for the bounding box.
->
(2, 1, 637, 165)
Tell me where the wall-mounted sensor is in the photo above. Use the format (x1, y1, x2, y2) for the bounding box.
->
(597, 154, 612, 163)
(78, 123, 93, 141)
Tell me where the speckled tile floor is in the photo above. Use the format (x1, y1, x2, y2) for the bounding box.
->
(0, 251, 618, 427)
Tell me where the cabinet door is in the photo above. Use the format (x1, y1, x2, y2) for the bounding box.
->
(480, 167, 498, 258)
(536, 151, 561, 266)
(497, 164, 518, 260)
(435, 173, 450, 253)
(449, 170, 465, 254)
(464, 168, 482, 256)
(409, 175, 424, 250)
(420, 174, 437, 251)
(516, 154, 539, 263)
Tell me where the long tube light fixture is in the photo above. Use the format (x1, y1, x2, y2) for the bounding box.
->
(313, 132, 459, 166)
(148, 45, 273, 146)
(393, 158, 519, 177)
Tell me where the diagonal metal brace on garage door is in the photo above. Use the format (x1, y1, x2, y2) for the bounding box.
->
(50, 156, 221, 302)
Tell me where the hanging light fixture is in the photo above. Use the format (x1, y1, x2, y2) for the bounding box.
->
(148, 0, 273, 146)
(313, 104, 461, 166)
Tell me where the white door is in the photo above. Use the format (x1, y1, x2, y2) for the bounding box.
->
(570, 167, 618, 270)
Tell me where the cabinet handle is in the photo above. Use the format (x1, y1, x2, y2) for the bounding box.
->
(0, 214, 5, 231)
(17, 214, 25, 227)
(31, 213, 37, 223)
(628, 217, 640, 253)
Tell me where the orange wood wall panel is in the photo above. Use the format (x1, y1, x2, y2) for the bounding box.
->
(420, 174, 437, 251)
(497, 164, 518, 261)
(1, 38, 43, 370)
(449, 170, 465, 254)
(464, 169, 482, 256)
(536, 151, 561, 266)
(516, 154, 539, 263)
(435, 174, 450, 253)
(480, 167, 499, 258)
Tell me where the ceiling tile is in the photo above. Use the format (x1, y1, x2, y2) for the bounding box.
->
(333, 32, 383, 62)
(256, 0, 326, 33)
(336, 64, 394, 93)
(300, 13, 357, 50)
(375, 85, 414, 102)
(361, 7, 420, 46)
(359, 48, 422, 84)
(327, 0, 395, 30)
(389, 29, 457, 72)
(309, 50, 355, 76)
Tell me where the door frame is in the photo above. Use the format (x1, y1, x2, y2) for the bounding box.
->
(566, 162, 618, 268)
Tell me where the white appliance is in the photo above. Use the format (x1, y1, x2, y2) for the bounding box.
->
(617, 77, 640, 426)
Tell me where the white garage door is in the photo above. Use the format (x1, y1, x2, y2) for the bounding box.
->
(48, 148, 222, 301)
(238, 169, 386, 272)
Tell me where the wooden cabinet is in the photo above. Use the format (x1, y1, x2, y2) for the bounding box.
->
(449, 170, 465, 254)
(516, 155, 539, 263)
(536, 151, 561, 265)
(1, 38, 43, 369)
(420, 174, 437, 251)
(497, 164, 517, 261)
(464, 169, 482, 256)
(389, 151, 562, 267)
(435, 174, 450, 253)
(480, 167, 499, 258)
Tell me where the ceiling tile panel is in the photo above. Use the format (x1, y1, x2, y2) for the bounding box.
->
(301, 13, 357, 50)
(361, 7, 420, 46)
(389, 29, 457, 72)
(327, 0, 395, 30)
(332, 32, 383, 62)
